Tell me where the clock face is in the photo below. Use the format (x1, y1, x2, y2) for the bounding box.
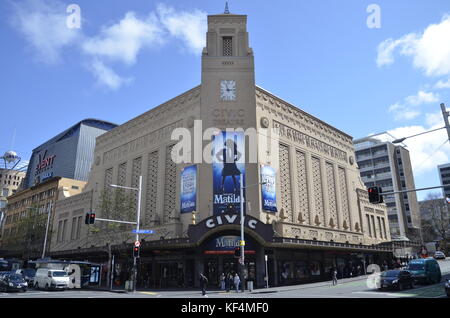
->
(220, 80, 236, 101)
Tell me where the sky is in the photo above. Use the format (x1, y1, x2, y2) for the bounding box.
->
(1, 0, 450, 200)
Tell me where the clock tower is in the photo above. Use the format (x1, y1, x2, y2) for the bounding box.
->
(197, 7, 259, 220)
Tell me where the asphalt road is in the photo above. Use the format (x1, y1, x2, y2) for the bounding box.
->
(1, 259, 449, 299)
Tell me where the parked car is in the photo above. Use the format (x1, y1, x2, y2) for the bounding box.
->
(34, 268, 69, 290)
(14, 268, 36, 287)
(379, 270, 414, 291)
(0, 273, 28, 292)
(433, 251, 446, 260)
(406, 258, 442, 284)
(445, 278, 450, 297)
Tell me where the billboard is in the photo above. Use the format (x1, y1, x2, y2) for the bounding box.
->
(260, 165, 277, 212)
(180, 165, 197, 213)
(212, 131, 245, 215)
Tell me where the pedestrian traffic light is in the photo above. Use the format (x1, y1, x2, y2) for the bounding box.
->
(234, 247, 240, 258)
(89, 213, 96, 224)
(368, 186, 383, 204)
(133, 246, 140, 258)
(85, 213, 90, 225)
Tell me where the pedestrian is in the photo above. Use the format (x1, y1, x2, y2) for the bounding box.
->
(234, 273, 241, 293)
(199, 273, 208, 296)
(332, 268, 338, 286)
(227, 273, 233, 292)
(220, 273, 225, 290)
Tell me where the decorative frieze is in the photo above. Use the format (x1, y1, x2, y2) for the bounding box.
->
(279, 143, 293, 222)
(295, 150, 309, 224)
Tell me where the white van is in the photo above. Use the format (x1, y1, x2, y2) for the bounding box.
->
(34, 268, 69, 290)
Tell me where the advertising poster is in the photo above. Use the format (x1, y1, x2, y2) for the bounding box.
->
(212, 131, 245, 215)
(260, 165, 277, 212)
(180, 165, 197, 213)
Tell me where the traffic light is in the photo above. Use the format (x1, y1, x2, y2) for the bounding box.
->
(85, 213, 90, 225)
(133, 246, 140, 258)
(368, 186, 383, 204)
(89, 213, 96, 224)
(234, 247, 240, 258)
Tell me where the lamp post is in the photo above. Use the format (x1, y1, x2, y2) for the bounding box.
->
(239, 174, 266, 293)
(109, 175, 142, 292)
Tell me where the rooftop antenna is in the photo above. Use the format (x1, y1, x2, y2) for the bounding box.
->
(224, 1, 230, 14)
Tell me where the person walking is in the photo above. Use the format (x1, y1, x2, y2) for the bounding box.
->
(220, 273, 226, 290)
(199, 273, 208, 296)
(332, 268, 338, 286)
(226, 273, 233, 292)
(234, 273, 241, 293)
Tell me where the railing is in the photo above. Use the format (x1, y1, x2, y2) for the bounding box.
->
(272, 237, 393, 252)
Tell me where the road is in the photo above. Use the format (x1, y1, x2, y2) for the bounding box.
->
(1, 259, 449, 298)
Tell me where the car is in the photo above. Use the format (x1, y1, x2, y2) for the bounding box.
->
(34, 268, 69, 290)
(406, 258, 442, 284)
(433, 251, 446, 260)
(0, 273, 28, 292)
(14, 269, 36, 287)
(445, 279, 450, 297)
(379, 270, 414, 291)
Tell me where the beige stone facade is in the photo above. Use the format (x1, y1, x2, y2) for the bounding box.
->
(49, 10, 391, 288)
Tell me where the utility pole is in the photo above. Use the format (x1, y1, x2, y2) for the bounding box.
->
(441, 103, 450, 143)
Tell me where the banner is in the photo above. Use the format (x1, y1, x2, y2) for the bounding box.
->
(180, 165, 197, 213)
(212, 131, 245, 215)
(261, 165, 277, 212)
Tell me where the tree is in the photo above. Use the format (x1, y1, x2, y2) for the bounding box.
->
(420, 192, 450, 254)
(88, 188, 137, 288)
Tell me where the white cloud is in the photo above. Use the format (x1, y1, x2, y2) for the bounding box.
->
(377, 14, 450, 77)
(435, 78, 450, 89)
(10, 1, 208, 89)
(388, 90, 439, 121)
(157, 4, 206, 54)
(88, 60, 132, 90)
(10, 0, 81, 64)
(405, 90, 439, 105)
(82, 12, 165, 65)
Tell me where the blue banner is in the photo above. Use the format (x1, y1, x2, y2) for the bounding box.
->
(180, 165, 197, 213)
(212, 131, 245, 215)
(261, 165, 277, 212)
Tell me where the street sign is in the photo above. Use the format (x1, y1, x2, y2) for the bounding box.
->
(134, 240, 140, 247)
(132, 229, 154, 234)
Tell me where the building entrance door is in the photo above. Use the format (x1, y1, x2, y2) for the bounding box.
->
(204, 258, 219, 286)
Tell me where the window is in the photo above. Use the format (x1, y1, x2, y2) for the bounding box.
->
(71, 217, 77, 240)
(223, 37, 232, 56)
(366, 215, 372, 237)
(371, 215, 377, 238)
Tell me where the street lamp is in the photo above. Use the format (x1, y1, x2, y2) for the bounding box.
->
(239, 173, 266, 293)
(109, 175, 142, 293)
(392, 126, 446, 144)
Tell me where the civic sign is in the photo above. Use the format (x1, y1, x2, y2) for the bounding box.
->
(132, 229, 154, 234)
(134, 240, 140, 247)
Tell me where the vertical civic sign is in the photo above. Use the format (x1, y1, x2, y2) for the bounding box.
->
(260, 165, 277, 212)
(212, 131, 245, 215)
(180, 165, 197, 213)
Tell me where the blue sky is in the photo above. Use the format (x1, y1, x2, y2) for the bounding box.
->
(1, 0, 450, 200)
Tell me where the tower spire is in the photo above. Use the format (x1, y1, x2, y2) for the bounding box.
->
(224, 2, 230, 14)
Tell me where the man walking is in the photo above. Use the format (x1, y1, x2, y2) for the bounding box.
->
(234, 273, 241, 293)
(199, 273, 208, 296)
(332, 268, 338, 286)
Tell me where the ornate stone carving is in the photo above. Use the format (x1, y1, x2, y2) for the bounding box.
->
(312, 157, 324, 226)
(279, 144, 292, 221)
(325, 162, 337, 229)
(145, 151, 159, 225)
(295, 150, 309, 225)
(163, 145, 177, 224)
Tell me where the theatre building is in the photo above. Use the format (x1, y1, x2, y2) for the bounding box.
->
(50, 9, 392, 289)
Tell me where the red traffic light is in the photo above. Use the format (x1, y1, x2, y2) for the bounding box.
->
(133, 246, 140, 258)
(89, 213, 96, 224)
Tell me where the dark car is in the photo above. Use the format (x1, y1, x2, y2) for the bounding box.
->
(0, 274, 28, 292)
(14, 269, 36, 287)
(379, 270, 414, 291)
(445, 279, 450, 297)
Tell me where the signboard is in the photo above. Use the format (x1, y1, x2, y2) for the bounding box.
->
(203, 235, 255, 255)
(134, 241, 140, 247)
(260, 165, 277, 212)
(212, 131, 245, 215)
(180, 165, 197, 213)
(132, 230, 154, 234)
